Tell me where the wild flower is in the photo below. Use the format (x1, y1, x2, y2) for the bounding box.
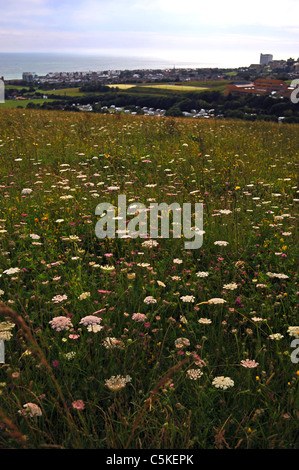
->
(141, 239, 159, 248)
(18, 403, 42, 418)
(100, 265, 115, 272)
(208, 298, 226, 304)
(187, 369, 203, 380)
(175, 337, 190, 348)
(64, 351, 76, 360)
(144, 296, 157, 304)
(240, 359, 259, 368)
(180, 295, 195, 303)
(214, 241, 229, 246)
(198, 318, 212, 324)
(212, 376, 234, 390)
(21, 188, 32, 195)
(102, 337, 123, 349)
(29, 234, 40, 240)
(268, 333, 284, 340)
(105, 375, 132, 392)
(52, 294, 67, 303)
(79, 316, 102, 327)
(173, 258, 183, 264)
(266, 272, 289, 279)
(72, 400, 85, 410)
(196, 271, 209, 278)
(78, 292, 91, 300)
(3, 267, 20, 275)
(223, 282, 238, 290)
(287, 326, 299, 338)
(132, 313, 147, 322)
(87, 324, 103, 333)
(49, 316, 73, 332)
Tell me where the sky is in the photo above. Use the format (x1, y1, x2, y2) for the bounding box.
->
(0, 0, 298, 67)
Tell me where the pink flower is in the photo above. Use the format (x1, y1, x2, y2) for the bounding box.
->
(49, 316, 73, 332)
(240, 359, 259, 368)
(72, 400, 85, 410)
(79, 315, 102, 326)
(132, 313, 147, 322)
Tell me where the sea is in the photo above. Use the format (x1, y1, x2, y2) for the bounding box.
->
(0, 52, 210, 81)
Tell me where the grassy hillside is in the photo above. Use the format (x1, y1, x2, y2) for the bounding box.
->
(0, 109, 298, 449)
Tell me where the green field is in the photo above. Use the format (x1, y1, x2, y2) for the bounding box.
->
(0, 108, 298, 449)
(0, 98, 54, 108)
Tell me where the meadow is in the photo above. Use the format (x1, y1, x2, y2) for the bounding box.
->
(0, 108, 298, 449)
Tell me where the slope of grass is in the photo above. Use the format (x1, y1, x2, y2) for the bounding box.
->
(0, 109, 298, 449)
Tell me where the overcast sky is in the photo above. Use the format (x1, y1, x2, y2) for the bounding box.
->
(0, 0, 298, 67)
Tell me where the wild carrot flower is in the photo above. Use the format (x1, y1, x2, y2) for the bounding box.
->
(208, 298, 226, 304)
(18, 403, 42, 417)
(198, 318, 212, 324)
(180, 295, 195, 303)
(268, 333, 284, 340)
(287, 326, 299, 338)
(52, 294, 67, 303)
(223, 283, 238, 290)
(132, 313, 147, 322)
(78, 292, 91, 300)
(3, 267, 20, 275)
(196, 271, 209, 278)
(175, 337, 190, 348)
(49, 316, 73, 332)
(187, 369, 203, 380)
(72, 400, 85, 410)
(212, 376, 234, 390)
(105, 375, 132, 391)
(144, 296, 157, 304)
(21, 188, 32, 195)
(79, 316, 102, 327)
(240, 359, 259, 368)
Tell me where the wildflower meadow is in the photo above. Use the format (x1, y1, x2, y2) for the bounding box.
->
(0, 108, 298, 449)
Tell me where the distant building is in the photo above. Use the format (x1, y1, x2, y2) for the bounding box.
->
(22, 72, 36, 82)
(226, 78, 291, 98)
(268, 60, 286, 70)
(260, 54, 273, 65)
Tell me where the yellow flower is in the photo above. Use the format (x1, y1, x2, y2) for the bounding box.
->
(235, 186, 240, 190)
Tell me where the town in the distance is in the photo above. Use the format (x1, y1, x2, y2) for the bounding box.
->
(2, 53, 299, 123)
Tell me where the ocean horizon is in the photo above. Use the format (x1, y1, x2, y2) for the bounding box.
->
(0, 52, 219, 80)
